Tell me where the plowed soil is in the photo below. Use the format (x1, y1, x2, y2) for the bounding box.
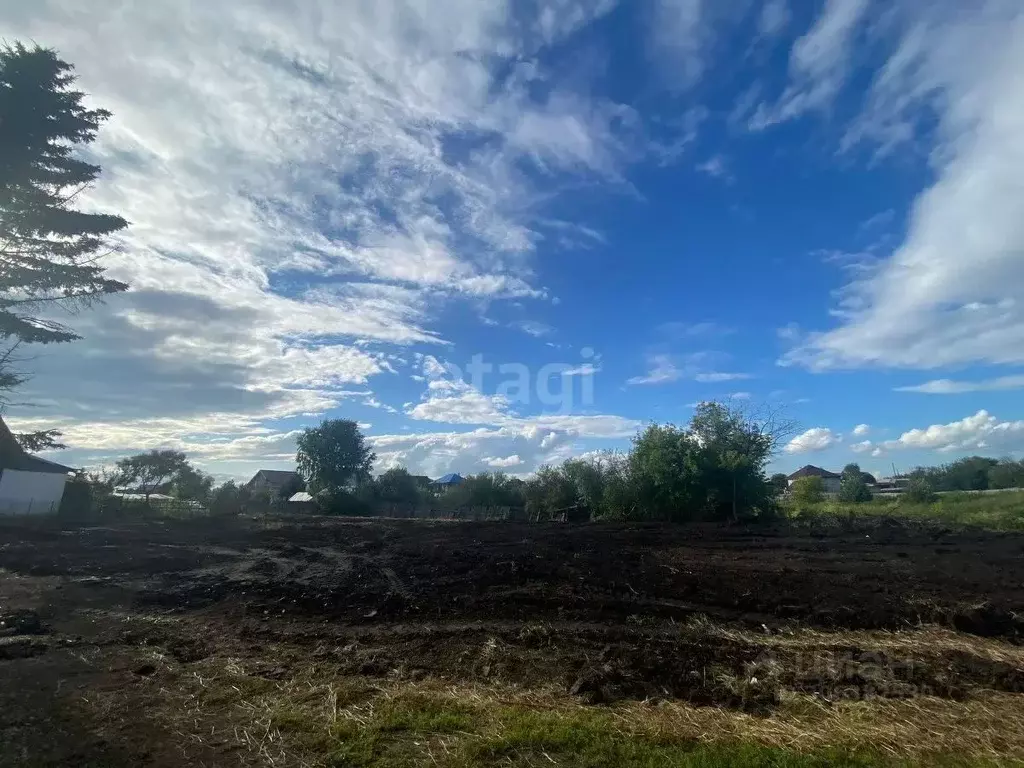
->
(2, 515, 1024, 766)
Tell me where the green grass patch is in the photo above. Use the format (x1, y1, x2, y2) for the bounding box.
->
(270, 689, 973, 768)
(472, 707, 883, 767)
(783, 490, 1024, 531)
(375, 693, 475, 733)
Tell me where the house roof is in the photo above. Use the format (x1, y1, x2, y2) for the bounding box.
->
(288, 491, 314, 503)
(434, 473, 464, 485)
(248, 469, 299, 485)
(0, 417, 74, 474)
(787, 465, 840, 481)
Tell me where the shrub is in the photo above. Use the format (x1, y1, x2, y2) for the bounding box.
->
(315, 488, 374, 516)
(902, 477, 937, 504)
(789, 476, 825, 506)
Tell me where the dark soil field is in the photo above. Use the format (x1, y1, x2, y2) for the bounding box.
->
(3, 515, 1024, 766)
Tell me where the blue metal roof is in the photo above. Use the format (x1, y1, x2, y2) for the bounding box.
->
(434, 473, 464, 485)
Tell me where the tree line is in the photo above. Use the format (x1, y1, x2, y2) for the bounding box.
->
(293, 403, 794, 522)
(907, 456, 1024, 493)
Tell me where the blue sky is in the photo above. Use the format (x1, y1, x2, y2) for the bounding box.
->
(3, 0, 1024, 481)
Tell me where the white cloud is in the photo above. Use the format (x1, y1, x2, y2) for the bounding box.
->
(758, 0, 791, 38)
(785, 427, 841, 454)
(516, 320, 554, 338)
(371, 411, 638, 477)
(880, 410, 1024, 454)
(752, 0, 870, 127)
(649, 0, 708, 88)
(784, 3, 1024, 370)
(895, 375, 1024, 394)
(404, 372, 638, 439)
(627, 354, 683, 385)
(695, 155, 733, 182)
(850, 440, 874, 454)
(483, 455, 523, 468)
(0, 0, 639, 470)
(852, 423, 870, 436)
(694, 372, 752, 383)
(406, 386, 512, 425)
(562, 363, 600, 377)
(629, 354, 751, 386)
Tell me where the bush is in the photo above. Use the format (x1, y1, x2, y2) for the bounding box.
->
(315, 487, 375, 516)
(374, 467, 423, 505)
(789, 476, 825, 506)
(902, 478, 937, 504)
(439, 473, 525, 510)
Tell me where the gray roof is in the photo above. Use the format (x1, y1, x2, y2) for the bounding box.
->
(249, 469, 299, 485)
(0, 417, 74, 474)
(787, 465, 840, 480)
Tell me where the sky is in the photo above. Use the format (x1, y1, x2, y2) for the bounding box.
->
(2, 0, 1024, 482)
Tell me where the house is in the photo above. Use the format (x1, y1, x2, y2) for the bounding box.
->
(0, 417, 74, 515)
(434, 473, 464, 489)
(787, 465, 841, 494)
(245, 469, 301, 496)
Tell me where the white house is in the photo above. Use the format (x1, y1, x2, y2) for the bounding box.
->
(0, 417, 74, 515)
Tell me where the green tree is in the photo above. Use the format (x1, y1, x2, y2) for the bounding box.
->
(839, 463, 872, 503)
(0, 44, 128, 448)
(619, 403, 786, 522)
(941, 456, 997, 491)
(988, 459, 1024, 490)
(171, 464, 215, 503)
(628, 422, 701, 521)
(442, 472, 525, 510)
(789, 476, 825, 506)
(524, 465, 578, 521)
(296, 419, 375, 494)
(688, 402, 777, 521)
(209, 481, 252, 517)
(374, 467, 421, 505)
(769, 473, 789, 495)
(114, 450, 189, 501)
(12, 426, 66, 452)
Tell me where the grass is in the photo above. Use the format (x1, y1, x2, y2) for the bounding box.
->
(782, 490, 1024, 532)
(87, 645, 1024, 768)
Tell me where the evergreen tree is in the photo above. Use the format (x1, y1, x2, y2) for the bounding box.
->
(0, 43, 128, 447)
(1, 43, 128, 344)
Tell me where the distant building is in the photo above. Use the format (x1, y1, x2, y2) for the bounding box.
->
(245, 469, 300, 496)
(434, 473, 464, 489)
(0, 416, 74, 515)
(873, 477, 910, 495)
(787, 465, 841, 494)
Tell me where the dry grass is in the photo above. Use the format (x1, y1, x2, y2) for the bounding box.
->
(76, 638, 1024, 768)
(680, 615, 1024, 667)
